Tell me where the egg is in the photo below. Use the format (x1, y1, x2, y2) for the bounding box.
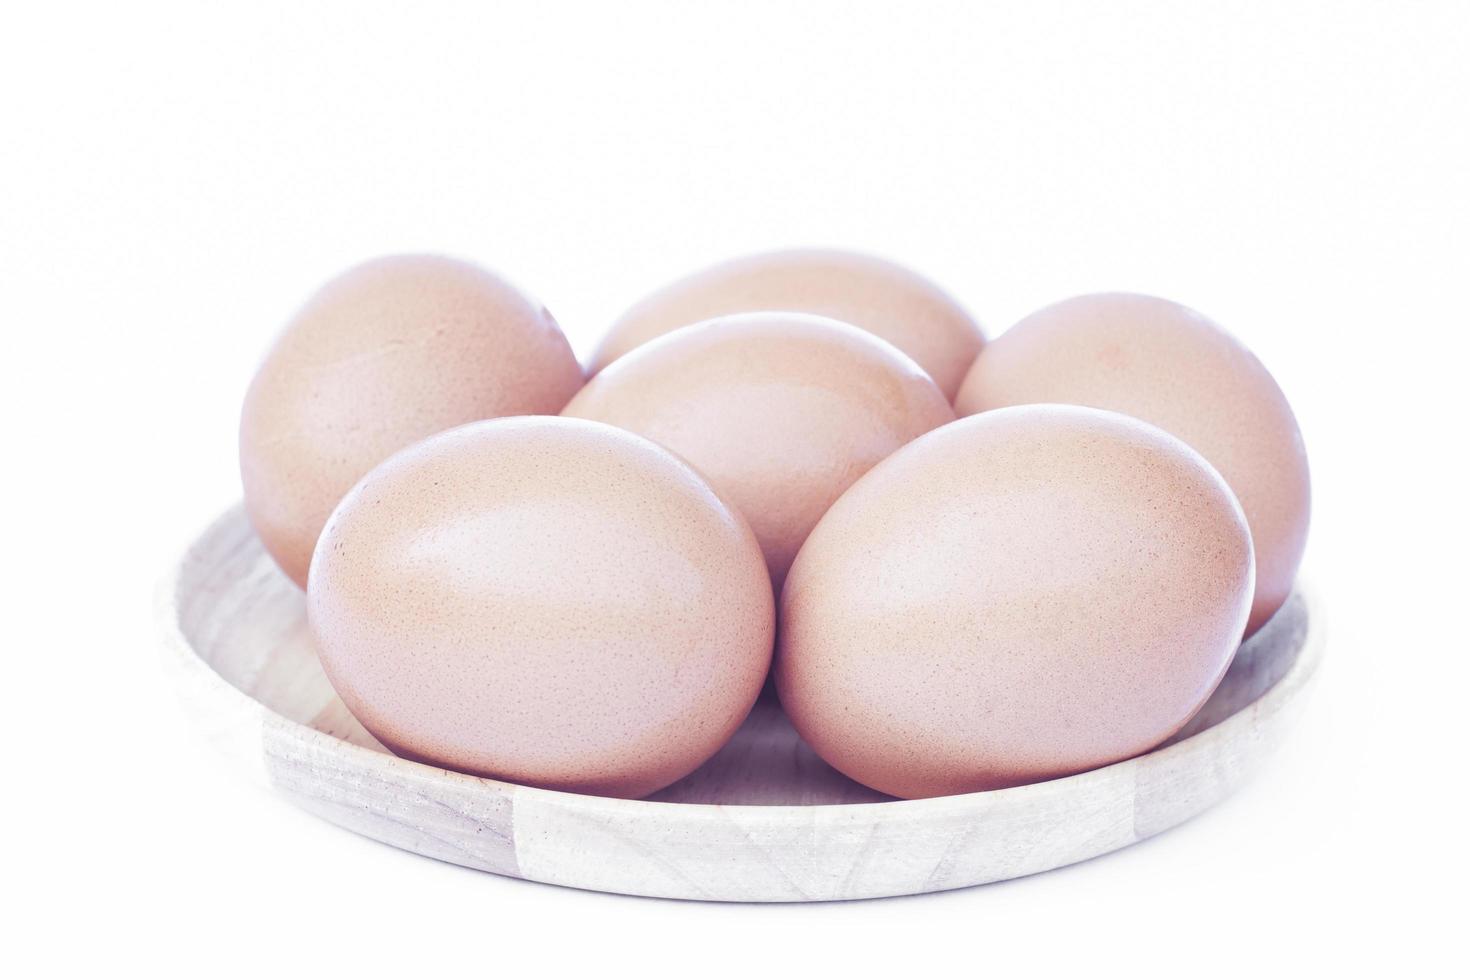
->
(954, 292, 1309, 634)
(589, 249, 985, 399)
(308, 416, 775, 799)
(776, 405, 1254, 799)
(240, 254, 583, 587)
(563, 312, 955, 590)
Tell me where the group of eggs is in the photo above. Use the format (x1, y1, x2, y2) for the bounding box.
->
(239, 249, 1309, 801)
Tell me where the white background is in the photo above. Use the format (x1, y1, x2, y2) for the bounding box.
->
(4, 2, 1466, 975)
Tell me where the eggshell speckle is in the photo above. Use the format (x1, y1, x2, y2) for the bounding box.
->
(563, 312, 955, 590)
(307, 417, 774, 799)
(590, 249, 985, 399)
(776, 405, 1255, 799)
(954, 292, 1308, 634)
(240, 254, 584, 587)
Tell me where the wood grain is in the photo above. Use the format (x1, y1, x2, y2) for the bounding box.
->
(158, 505, 1322, 901)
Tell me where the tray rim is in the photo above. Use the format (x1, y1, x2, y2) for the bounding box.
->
(159, 504, 1325, 899)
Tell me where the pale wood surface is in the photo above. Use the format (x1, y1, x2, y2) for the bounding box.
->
(158, 506, 1323, 901)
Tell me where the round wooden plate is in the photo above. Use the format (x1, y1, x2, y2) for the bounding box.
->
(159, 506, 1323, 902)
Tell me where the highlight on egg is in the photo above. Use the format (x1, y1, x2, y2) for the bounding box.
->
(775, 405, 1255, 799)
(564, 311, 955, 590)
(954, 292, 1309, 635)
(239, 254, 584, 587)
(590, 248, 985, 400)
(307, 416, 775, 799)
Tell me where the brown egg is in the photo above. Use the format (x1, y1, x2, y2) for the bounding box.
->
(563, 313, 955, 590)
(954, 292, 1309, 634)
(240, 255, 583, 587)
(590, 249, 985, 399)
(776, 405, 1254, 799)
(308, 417, 774, 799)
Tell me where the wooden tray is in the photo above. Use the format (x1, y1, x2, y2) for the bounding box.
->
(159, 506, 1323, 902)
